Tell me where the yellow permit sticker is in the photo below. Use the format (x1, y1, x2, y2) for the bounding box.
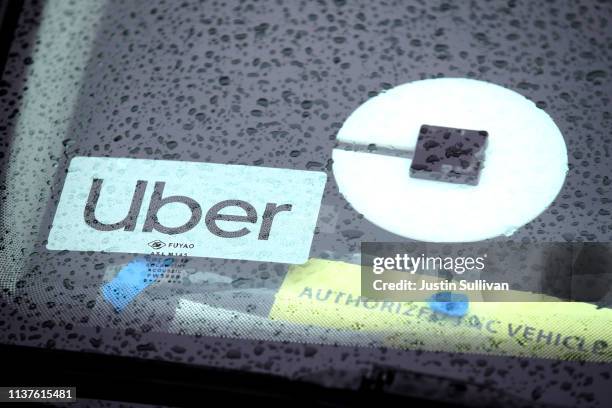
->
(269, 259, 612, 362)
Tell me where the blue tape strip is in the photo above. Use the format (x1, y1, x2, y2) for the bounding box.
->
(427, 291, 469, 317)
(102, 256, 174, 312)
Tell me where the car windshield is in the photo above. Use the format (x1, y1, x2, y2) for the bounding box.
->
(1, 0, 611, 407)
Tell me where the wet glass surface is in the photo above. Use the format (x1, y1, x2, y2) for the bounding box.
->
(1, 1, 611, 406)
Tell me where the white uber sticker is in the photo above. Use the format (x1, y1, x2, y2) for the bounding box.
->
(47, 157, 326, 264)
(333, 78, 568, 242)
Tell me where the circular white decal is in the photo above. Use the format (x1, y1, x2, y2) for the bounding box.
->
(333, 78, 568, 242)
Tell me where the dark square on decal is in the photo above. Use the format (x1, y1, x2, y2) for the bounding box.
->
(409, 124, 489, 186)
